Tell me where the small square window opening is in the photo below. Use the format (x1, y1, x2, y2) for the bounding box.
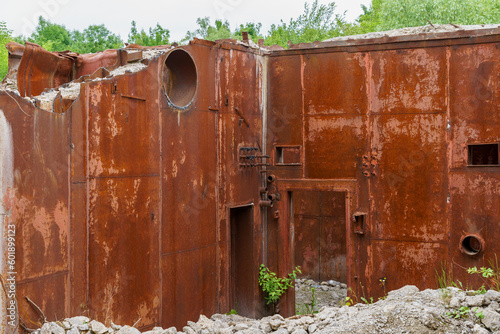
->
(467, 143, 499, 166)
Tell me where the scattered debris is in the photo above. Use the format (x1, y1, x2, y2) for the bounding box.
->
(295, 278, 347, 312)
(31, 286, 500, 333)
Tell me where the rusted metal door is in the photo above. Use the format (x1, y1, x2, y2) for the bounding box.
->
(293, 190, 347, 282)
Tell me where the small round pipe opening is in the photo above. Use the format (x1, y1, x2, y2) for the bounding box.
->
(460, 235, 484, 256)
(162, 49, 197, 109)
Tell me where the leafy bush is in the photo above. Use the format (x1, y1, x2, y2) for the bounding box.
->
(258, 264, 301, 305)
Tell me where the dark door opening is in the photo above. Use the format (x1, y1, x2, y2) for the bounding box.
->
(230, 205, 255, 317)
(291, 190, 347, 283)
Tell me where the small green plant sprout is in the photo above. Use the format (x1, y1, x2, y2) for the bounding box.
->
(468, 267, 494, 278)
(475, 285, 487, 295)
(258, 264, 301, 310)
(446, 306, 470, 319)
(360, 296, 374, 304)
(379, 277, 387, 300)
(473, 307, 484, 320)
(436, 261, 454, 290)
(300, 286, 319, 314)
(343, 296, 354, 307)
(342, 283, 378, 306)
(467, 255, 500, 291)
(226, 309, 238, 315)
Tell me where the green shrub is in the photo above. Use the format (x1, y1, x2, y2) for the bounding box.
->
(258, 264, 301, 305)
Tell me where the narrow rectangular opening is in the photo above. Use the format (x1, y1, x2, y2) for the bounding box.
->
(353, 212, 367, 235)
(275, 145, 301, 166)
(276, 147, 283, 164)
(230, 204, 255, 317)
(467, 143, 499, 166)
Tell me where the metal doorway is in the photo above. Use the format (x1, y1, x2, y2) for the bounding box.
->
(291, 190, 347, 283)
(230, 204, 255, 317)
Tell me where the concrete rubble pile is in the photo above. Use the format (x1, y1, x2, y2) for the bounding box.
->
(294, 279, 347, 312)
(34, 285, 500, 334)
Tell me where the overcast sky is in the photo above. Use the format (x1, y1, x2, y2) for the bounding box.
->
(3, 0, 371, 42)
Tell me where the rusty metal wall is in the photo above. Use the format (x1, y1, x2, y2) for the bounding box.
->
(160, 42, 218, 329)
(1, 29, 500, 332)
(215, 41, 269, 319)
(1, 39, 272, 332)
(267, 32, 500, 300)
(0, 92, 71, 331)
(448, 42, 500, 286)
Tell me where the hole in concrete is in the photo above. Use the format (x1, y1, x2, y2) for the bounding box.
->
(162, 49, 197, 110)
(460, 235, 483, 255)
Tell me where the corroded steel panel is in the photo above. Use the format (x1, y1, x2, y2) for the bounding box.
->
(17, 274, 69, 328)
(69, 182, 87, 316)
(449, 44, 500, 170)
(303, 52, 367, 116)
(87, 75, 160, 178)
(293, 191, 347, 282)
(369, 240, 448, 297)
(320, 192, 347, 283)
(305, 115, 367, 178)
(370, 48, 447, 114)
(16, 42, 75, 97)
(161, 108, 217, 254)
(69, 95, 87, 182)
(88, 176, 160, 329)
(0, 93, 70, 329)
(449, 172, 500, 283)
(267, 56, 303, 151)
(161, 246, 217, 329)
(215, 46, 267, 318)
(370, 113, 448, 242)
(160, 43, 219, 328)
(447, 42, 500, 285)
(294, 215, 321, 280)
(2, 28, 500, 333)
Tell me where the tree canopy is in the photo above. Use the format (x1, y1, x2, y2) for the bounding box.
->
(71, 24, 123, 53)
(29, 16, 72, 51)
(375, 0, 500, 31)
(183, 17, 234, 42)
(265, 0, 357, 47)
(128, 21, 170, 46)
(0, 21, 11, 79)
(18, 17, 123, 53)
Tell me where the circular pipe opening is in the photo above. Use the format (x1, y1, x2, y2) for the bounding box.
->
(460, 235, 483, 256)
(162, 49, 197, 109)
